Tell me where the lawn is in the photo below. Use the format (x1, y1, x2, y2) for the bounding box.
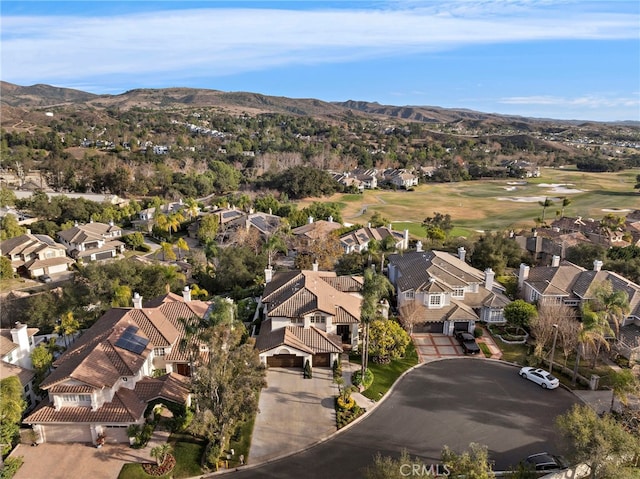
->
(294, 168, 639, 239)
(228, 415, 256, 467)
(351, 342, 420, 401)
(117, 433, 206, 479)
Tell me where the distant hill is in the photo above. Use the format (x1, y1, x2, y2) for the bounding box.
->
(0, 81, 600, 127)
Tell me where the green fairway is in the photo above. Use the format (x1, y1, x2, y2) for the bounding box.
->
(298, 167, 640, 239)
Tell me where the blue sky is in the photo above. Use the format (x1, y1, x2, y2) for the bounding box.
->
(2, 1, 639, 122)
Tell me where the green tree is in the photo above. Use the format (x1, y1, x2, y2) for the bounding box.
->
(190, 299, 266, 467)
(111, 284, 132, 307)
(591, 280, 630, 338)
(122, 232, 145, 251)
(0, 376, 26, 456)
(155, 211, 185, 240)
(422, 212, 453, 235)
(559, 197, 572, 218)
(608, 369, 639, 412)
(31, 344, 53, 373)
(56, 311, 80, 349)
(208, 160, 241, 193)
(503, 299, 538, 328)
(470, 232, 524, 276)
(441, 442, 495, 479)
(0, 256, 14, 280)
(556, 404, 639, 479)
(198, 214, 220, 245)
(150, 443, 173, 466)
(0, 214, 26, 240)
(175, 237, 190, 260)
(360, 269, 394, 376)
(158, 241, 177, 262)
(363, 449, 429, 479)
(0, 187, 16, 208)
(538, 197, 554, 225)
(368, 318, 410, 363)
(263, 232, 287, 269)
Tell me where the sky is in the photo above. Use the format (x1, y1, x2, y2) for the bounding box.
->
(1, 1, 639, 122)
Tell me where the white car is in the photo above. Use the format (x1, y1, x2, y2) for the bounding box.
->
(519, 367, 560, 389)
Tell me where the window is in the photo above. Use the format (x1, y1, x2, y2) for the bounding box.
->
(61, 394, 91, 403)
(428, 295, 442, 307)
(154, 348, 166, 357)
(24, 384, 30, 393)
(452, 287, 464, 298)
(291, 317, 303, 324)
(311, 315, 325, 324)
(404, 290, 415, 300)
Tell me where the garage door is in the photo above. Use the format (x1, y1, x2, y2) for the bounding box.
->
(267, 354, 304, 368)
(104, 426, 130, 443)
(314, 354, 331, 367)
(454, 321, 470, 332)
(95, 251, 115, 260)
(47, 263, 69, 274)
(43, 424, 93, 443)
(414, 322, 444, 333)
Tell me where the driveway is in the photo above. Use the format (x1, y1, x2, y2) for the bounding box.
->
(223, 359, 579, 478)
(249, 367, 338, 464)
(10, 430, 170, 479)
(412, 333, 464, 361)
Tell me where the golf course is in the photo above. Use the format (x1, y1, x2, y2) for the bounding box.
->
(296, 166, 640, 239)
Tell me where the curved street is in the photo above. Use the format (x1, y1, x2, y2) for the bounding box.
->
(221, 359, 579, 478)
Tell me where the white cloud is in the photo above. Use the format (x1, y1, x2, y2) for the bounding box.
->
(1, 5, 637, 86)
(500, 95, 639, 109)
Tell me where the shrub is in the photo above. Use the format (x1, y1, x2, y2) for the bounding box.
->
(351, 369, 374, 390)
(474, 326, 483, 338)
(142, 454, 176, 476)
(303, 359, 312, 379)
(332, 359, 342, 381)
(0, 456, 24, 479)
(337, 395, 355, 410)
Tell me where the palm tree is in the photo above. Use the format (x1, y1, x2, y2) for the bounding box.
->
(158, 241, 177, 262)
(150, 443, 173, 466)
(592, 281, 630, 339)
(560, 197, 572, 218)
(538, 197, 554, 225)
(55, 311, 80, 348)
(378, 234, 398, 273)
(155, 212, 185, 240)
(263, 232, 287, 269)
(175, 237, 190, 260)
(183, 198, 199, 220)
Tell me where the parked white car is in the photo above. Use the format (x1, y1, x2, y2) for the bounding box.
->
(519, 367, 560, 389)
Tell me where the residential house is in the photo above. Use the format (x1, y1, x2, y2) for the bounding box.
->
(518, 258, 640, 362)
(57, 221, 125, 262)
(24, 288, 210, 444)
(330, 168, 378, 191)
(387, 247, 510, 335)
(339, 225, 409, 254)
(512, 229, 591, 265)
(0, 322, 40, 410)
(382, 169, 419, 189)
(256, 267, 363, 367)
(550, 216, 626, 247)
(0, 206, 37, 226)
(0, 233, 73, 278)
(134, 199, 198, 233)
(291, 217, 342, 247)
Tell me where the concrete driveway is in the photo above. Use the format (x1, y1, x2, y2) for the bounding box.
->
(249, 367, 338, 464)
(10, 430, 170, 479)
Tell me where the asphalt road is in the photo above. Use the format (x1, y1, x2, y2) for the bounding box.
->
(219, 359, 578, 479)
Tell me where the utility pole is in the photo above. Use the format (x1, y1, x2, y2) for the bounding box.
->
(548, 324, 559, 373)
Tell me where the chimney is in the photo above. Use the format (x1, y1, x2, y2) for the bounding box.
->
(551, 255, 560, 267)
(308, 216, 314, 224)
(533, 230, 537, 238)
(328, 215, 333, 223)
(593, 260, 603, 272)
(249, 207, 254, 214)
(268, 208, 272, 215)
(264, 266, 273, 284)
(416, 240, 423, 252)
(518, 264, 530, 289)
(109, 219, 114, 227)
(10, 322, 29, 359)
(367, 222, 371, 228)
(26, 228, 31, 235)
(388, 223, 393, 231)
(458, 246, 466, 262)
(403, 229, 409, 250)
(182, 286, 191, 302)
(312, 260, 319, 272)
(74, 220, 79, 227)
(484, 268, 495, 292)
(132, 292, 143, 309)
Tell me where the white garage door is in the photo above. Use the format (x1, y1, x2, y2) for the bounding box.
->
(43, 424, 93, 443)
(104, 426, 130, 443)
(47, 263, 69, 274)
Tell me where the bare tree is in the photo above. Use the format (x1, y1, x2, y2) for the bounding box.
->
(558, 314, 580, 367)
(399, 302, 426, 335)
(531, 304, 578, 361)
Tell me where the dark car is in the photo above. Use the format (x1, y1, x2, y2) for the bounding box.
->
(523, 452, 568, 471)
(39, 274, 52, 283)
(454, 331, 480, 355)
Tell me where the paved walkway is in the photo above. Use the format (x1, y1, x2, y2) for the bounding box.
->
(340, 358, 377, 410)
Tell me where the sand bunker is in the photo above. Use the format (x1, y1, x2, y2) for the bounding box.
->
(497, 196, 560, 203)
(602, 208, 632, 213)
(503, 186, 517, 191)
(507, 181, 527, 185)
(537, 183, 583, 194)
